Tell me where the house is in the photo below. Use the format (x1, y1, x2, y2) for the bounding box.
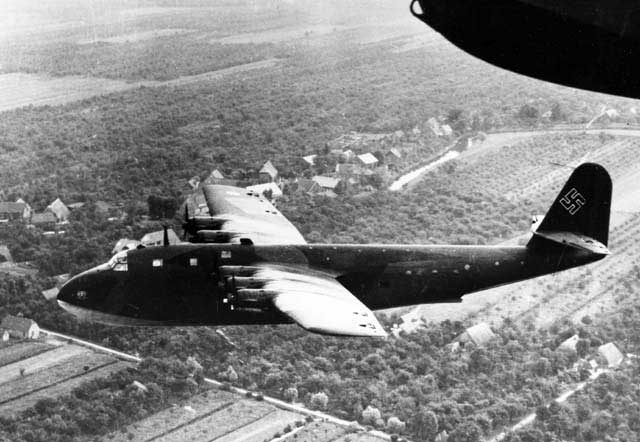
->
(1, 315, 40, 339)
(427, 117, 444, 136)
(558, 334, 579, 352)
(598, 343, 624, 367)
(1, 329, 8, 342)
(15, 198, 32, 218)
(295, 178, 321, 195)
(259, 160, 278, 183)
(41, 287, 59, 300)
(30, 212, 57, 230)
(140, 229, 180, 247)
(47, 198, 70, 223)
(245, 182, 283, 199)
(302, 154, 317, 166)
(385, 148, 402, 166)
(203, 169, 225, 185)
(0, 202, 29, 223)
(67, 202, 85, 210)
(441, 124, 453, 136)
(357, 153, 379, 169)
(188, 176, 200, 190)
(312, 175, 341, 190)
(455, 323, 496, 347)
(0, 245, 13, 264)
(112, 238, 142, 255)
(95, 201, 123, 220)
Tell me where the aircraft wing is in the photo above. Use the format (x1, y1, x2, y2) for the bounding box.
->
(200, 185, 306, 245)
(250, 266, 386, 337)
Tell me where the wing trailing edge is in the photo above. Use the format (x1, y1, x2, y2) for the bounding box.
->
(252, 266, 387, 337)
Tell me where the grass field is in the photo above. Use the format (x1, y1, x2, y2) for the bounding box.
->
(0, 343, 88, 384)
(282, 421, 348, 442)
(102, 389, 237, 442)
(0, 352, 116, 406)
(0, 361, 130, 415)
(0, 341, 52, 367)
(151, 399, 277, 442)
(214, 409, 304, 442)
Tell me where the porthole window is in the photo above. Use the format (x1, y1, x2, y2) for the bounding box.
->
(189, 258, 198, 267)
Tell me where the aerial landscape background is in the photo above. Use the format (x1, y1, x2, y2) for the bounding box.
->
(0, 1, 639, 441)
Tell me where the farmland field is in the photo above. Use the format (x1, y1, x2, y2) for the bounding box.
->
(281, 421, 348, 442)
(102, 389, 238, 442)
(0, 343, 88, 384)
(151, 399, 279, 442)
(213, 409, 303, 442)
(0, 352, 116, 405)
(0, 360, 130, 414)
(0, 341, 52, 367)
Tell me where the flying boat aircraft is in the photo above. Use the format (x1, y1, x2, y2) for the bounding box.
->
(58, 163, 611, 337)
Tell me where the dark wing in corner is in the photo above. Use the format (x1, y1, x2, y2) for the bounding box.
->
(201, 185, 306, 245)
(411, 0, 640, 99)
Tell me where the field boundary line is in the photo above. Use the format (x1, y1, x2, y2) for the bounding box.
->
(0, 360, 118, 406)
(205, 409, 276, 442)
(146, 401, 235, 442)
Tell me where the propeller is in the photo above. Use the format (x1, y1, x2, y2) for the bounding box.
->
(163, 225, 169, 247)
(182, 204, 190, 240)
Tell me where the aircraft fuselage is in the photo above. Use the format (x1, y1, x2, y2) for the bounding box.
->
(57, 241, 602, 327)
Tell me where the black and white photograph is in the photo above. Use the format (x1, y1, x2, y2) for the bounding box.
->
(0, 1, 639, 441)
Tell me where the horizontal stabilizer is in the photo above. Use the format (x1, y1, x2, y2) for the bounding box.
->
(533, 231, 610, 255)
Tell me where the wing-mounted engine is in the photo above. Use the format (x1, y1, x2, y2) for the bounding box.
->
(181, 206, 233, 243)
(181, 185, 307, 245)
(219, 265, 276, 312)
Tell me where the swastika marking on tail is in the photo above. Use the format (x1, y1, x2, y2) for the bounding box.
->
(559, 188, 586, 215)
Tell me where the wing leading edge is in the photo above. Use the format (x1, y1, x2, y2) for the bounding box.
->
(200, 185, 306, 245)
(252, 266, 386, 337)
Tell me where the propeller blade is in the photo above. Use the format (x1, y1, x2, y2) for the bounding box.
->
(163, 225, 169, 247)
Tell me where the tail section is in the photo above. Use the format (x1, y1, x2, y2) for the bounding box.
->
(528, 163, 611, 254)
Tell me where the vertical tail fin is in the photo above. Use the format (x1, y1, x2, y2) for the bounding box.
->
(528, 163, 611, 252)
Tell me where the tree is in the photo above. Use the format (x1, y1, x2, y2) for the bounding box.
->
(387, 416, 406, 434)
(309, 392, 328, 410)
(518, 104, 539, 120)
(284, 387, 298, 403)
(222, 365, 238, 383)
(550, 102, 567, 121)
(412, 408, 438, 441)
(448, 421, 482, 442)
(362, 405, 382, 425)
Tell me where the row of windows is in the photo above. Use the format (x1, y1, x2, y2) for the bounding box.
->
(151, 258, 199, 268)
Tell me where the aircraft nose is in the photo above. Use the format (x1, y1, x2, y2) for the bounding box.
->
(57, 265, 118, 318)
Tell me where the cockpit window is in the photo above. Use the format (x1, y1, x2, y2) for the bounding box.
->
(108, 250, 128, 271)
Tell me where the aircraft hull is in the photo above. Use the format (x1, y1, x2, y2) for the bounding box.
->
(57, 242, 603, 327)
